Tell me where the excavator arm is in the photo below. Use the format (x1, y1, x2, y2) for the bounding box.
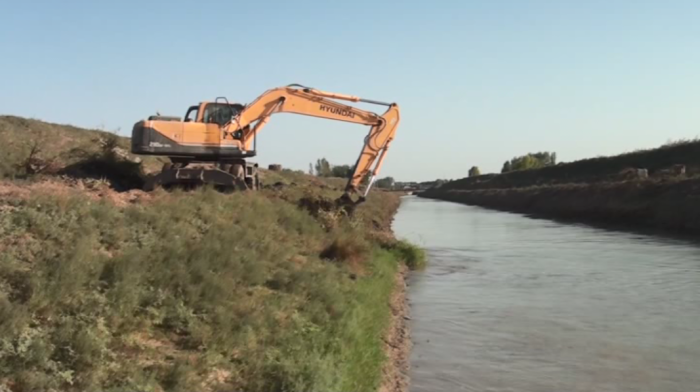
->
(225, 84, 400, 202)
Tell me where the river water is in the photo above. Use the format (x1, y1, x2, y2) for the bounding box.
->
(392, 196, 700, 392)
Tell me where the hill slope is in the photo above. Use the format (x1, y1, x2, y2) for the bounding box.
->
(0, 116, 421, 392)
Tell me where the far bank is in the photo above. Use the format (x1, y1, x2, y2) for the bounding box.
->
(419, 176, 700, 235)
(418, 138, 700, 235)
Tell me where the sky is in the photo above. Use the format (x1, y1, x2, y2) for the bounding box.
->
(1, 0, 699, 182)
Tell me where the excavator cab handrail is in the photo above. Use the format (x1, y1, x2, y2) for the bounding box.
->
(214, 96, 231, 105)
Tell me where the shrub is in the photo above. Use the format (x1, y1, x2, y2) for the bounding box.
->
(320, 231, 371, 265)
(387, 240, 427, 270)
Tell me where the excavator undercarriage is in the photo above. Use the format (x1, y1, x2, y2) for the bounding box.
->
(144, 160, 260, 192)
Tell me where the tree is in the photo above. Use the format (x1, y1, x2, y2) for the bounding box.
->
(314, 158, 359, 178)
(501, 161, 512, 173)
(468, 166, 481, 177)
(331, 164, 353, 178)
(510, 154, 540, 171)
(308, 163, 314, 176)
(375, 176, 395, 189)
(502, 151, 557, 173)
(314, 158, 332, 177)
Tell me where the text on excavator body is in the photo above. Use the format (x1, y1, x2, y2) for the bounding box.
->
(319, 104, 355, 119)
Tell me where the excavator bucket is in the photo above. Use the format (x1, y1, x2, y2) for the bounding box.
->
(336, 192, 365, 207)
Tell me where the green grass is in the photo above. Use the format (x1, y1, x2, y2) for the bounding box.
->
(0, 183, 415, 392)
(333, 249, 398, 391)
(387, 240, 427, 271)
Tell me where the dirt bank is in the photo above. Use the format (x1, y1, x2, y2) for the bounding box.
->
(379, 263, 411, 392)
(443, 139, 700, 191)
(420, 176, 700, 235)
(0, 177, 152, 207)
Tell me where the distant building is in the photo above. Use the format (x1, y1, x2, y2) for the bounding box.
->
(394, 181, 418, 190)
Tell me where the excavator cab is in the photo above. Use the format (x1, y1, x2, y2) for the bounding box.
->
(183, 102, 244, 126)
(203, 103, 244, 127)
(132, 99, 260, 193)
(181, 102, 245, 140)
(131, 100, 249, 159)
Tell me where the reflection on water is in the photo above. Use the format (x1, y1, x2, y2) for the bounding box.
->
(393, 196, 700, 392)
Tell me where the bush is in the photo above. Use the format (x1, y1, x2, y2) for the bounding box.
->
(387, 240, 427, 270)
(58, 135, 146, 191)
(320, 231, 371, 265)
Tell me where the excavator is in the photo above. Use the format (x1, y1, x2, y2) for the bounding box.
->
(130, 84, 400, 204)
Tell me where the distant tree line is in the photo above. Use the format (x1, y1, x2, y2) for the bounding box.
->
(375, 177, 395, 188)
(464, 151, 557, 178)
(501, 151, 556, 173)
(311, 157, 395, 189)
(314, 158, 355, 178)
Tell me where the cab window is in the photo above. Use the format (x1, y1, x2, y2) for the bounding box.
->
(184, 106, 199, 122)
(203, 103, 243, 126)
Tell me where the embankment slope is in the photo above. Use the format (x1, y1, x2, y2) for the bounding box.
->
(0, 116, 421, 392)
(443, 139, 700, 191)
(421, 140, 700, 234)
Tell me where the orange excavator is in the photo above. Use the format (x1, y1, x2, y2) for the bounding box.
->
(130, 84, 400, 204)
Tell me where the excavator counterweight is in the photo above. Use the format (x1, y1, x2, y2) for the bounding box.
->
(130, 84, 400, 203)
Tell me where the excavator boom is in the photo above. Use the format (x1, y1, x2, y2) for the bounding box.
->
(228, 84, 400, 199)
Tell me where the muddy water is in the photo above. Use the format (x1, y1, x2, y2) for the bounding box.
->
(392, 196, 700, 392)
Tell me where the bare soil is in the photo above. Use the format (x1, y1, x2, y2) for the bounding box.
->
(0, 177, 151, 207)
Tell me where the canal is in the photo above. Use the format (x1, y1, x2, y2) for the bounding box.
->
(393, 196, 700, 392)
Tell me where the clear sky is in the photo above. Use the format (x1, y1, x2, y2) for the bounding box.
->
(1, 0, 699, 182)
